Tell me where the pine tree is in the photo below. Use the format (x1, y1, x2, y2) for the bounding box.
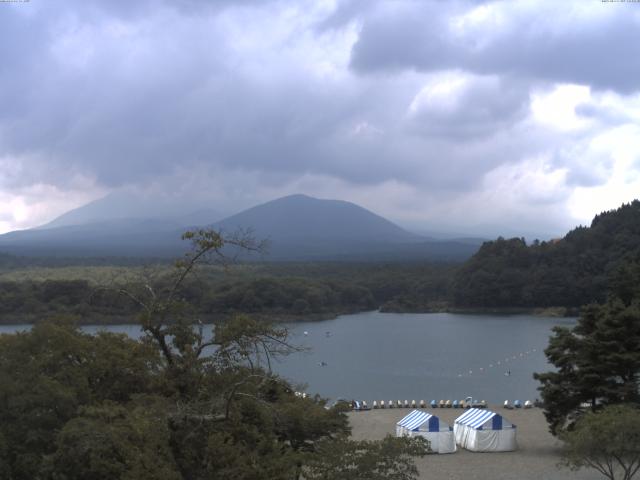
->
(535, 261, 640, 435)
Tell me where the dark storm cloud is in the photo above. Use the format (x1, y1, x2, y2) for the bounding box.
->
(1, 0, 489, 191)
(350, 1, 640, 94)
(1, 0, 638, 236)
(349, 2, 457, 73)
(0, 8, 50, 120)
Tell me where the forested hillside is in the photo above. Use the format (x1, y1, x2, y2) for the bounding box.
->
(452, 201, 640, 308)
(0, 263, 456, 324)
(3, 201, 639, 322)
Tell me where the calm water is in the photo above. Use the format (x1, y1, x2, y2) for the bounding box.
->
(275, 311, 575, 403)
(0, 311, 575, 403)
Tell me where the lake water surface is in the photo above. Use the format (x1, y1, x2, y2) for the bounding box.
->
(0, 311, 575, 403)
(275, 311, 575, 403)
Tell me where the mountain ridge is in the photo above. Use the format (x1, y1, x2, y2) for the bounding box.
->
(39, 191, 224, 230)
(0, 194, 482, 261)
(213, 194, 421, 244)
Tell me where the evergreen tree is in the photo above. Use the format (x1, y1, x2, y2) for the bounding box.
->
(534, 260, 640, 434)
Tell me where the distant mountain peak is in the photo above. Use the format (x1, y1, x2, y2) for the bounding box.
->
(214, 194, 420, 244)
(279, 193, 314, 200)
(0, 193, 481, 261)
(40, 191, 224, 229)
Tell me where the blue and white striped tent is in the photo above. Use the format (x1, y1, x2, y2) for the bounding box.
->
(454, 408, 517, 452)
(396, 410, 456, 453)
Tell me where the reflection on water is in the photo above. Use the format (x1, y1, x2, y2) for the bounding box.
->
(0, 311, 575, 403)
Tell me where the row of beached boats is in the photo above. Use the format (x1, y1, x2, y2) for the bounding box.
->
(350, 398, 536, 411)
(503, 399, 534, 409)
(353, 399, 488, 410)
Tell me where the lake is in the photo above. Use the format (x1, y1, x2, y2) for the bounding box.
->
(0, 311, 575, 403)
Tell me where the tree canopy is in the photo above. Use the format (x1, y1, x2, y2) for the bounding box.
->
(0, 229, 430, 479)
(0, 262, 458, 324)
(453, 201, 640, 308)
(534, 258, 640, 435)
(560, 404, 640, 480)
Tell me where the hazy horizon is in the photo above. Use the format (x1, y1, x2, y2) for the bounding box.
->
(1, 0, 639, 236)
(34, 190, 565, 241)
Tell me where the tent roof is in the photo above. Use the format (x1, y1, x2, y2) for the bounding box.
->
(455, 408, 502, 430)
(397, 410, 435, 430)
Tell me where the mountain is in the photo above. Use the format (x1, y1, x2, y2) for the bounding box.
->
(452, 200, 640, 308)
(0, 190, 224, 257)
(211, 194, 480, 261)
(0, 194, 482, 261)
(214, 194, 419, 243)
(0, 218, 187, 257)
(39, 191, 223, 229)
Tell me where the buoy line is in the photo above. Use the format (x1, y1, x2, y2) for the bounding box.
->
(456, 347, 540, 377)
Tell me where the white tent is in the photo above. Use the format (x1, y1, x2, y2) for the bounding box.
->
(396, 410, 456, 454)
(453, 408, 517, 452)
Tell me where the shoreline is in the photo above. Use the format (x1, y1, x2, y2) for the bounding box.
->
(0, 310, 350, 326)
(381, 305, 579, 317)
(0, 306, 577, 326)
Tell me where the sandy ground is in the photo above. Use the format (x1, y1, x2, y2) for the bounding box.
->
(348, 406, 601, 480)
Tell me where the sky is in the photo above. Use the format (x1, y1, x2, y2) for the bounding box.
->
(1, 0, 639, 237)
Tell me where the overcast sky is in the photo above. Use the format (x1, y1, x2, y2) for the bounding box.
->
(1, 0, 639, 237)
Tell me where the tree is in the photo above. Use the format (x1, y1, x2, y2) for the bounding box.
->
(609, 255, 640, 307)
(535, 256, 640, 435)
(43, 400, 181, 480)
(105, 229, 429, 479)
(560, 405, 640, 480)
(114, 229, 289, 397)
(304, 436, 430, 480)
(534, 298, 640, 434)
(0, 229, 430, 479)
(0, 319, 161, 480)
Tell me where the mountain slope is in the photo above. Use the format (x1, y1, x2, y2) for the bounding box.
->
(0, 218, 187, 257)
(211, 195, 482, 260)
(214, 194, 420, 244)
(452, 200, 640, 308)
(0, 194, 481, 261)
(40, 191, 222, 229)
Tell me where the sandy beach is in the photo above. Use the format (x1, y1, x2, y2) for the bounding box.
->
(348, 406, 601, 480)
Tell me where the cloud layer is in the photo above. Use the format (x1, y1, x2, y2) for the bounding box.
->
(1, 0, 639, 236)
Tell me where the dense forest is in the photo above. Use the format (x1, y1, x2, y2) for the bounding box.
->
(0, 263, 457, 324)
(452, 201, 640, 309)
